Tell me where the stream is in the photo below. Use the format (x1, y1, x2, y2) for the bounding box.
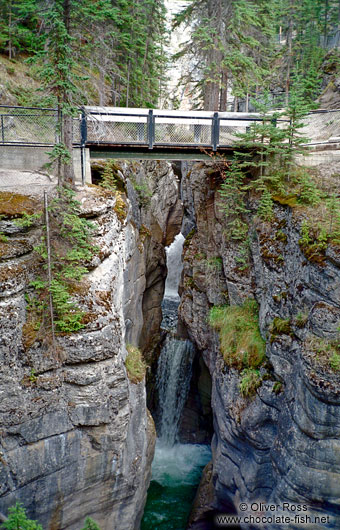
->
(141, 234, 211, 529)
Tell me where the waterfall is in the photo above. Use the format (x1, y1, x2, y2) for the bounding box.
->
(156, 232, 195, 445)
(156, 336, 195, 445)
(164, 232, 185, 301)
(142, 221, 211, 529)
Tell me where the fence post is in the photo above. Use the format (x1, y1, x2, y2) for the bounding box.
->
(147, 109, 154, 149)
(1, 116, 4, 143)
(80, 108, 87, 185)
(212, 112, 219, 151)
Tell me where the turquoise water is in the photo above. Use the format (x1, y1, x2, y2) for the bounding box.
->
(141, 441, 211, 530)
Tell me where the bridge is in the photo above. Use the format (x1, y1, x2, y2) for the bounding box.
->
(1, 105, 340, 183)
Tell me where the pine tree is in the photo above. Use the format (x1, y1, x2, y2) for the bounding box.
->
(81, 517, 101, 530)
(1, 503, 42, 530)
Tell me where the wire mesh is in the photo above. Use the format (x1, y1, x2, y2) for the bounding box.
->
(300, 110, 340, 143)
(0, 107, 58, 144)
(154, 121, 211, 145)
(219, 125, 247, 145)
(86, 116, 147, 143)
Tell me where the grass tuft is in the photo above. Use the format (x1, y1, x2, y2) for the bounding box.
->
(209, 299, 266, 370)
(125, 344, 146, 384)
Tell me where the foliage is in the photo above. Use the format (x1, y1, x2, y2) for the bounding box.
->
(0, 0, 168, 109)
(305, 334, 340, 373)
(81, 517, 101, 530)
(239, 368, 262, 397)
(14, 212, 42, 229)
(270, 317, 292, 336)
(209, 298, 266, 371)
(294, 311, 309, 328)
(299, 220, 328, 264)
(219, 160, 250, 270)
(1, 502, 42, 530)
(26, 186, 97, 342)
(125, 344, 146, 384)
(175, 0, 334, 110)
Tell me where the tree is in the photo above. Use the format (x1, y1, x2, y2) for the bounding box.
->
(81, 517, 101, 530)
(174, 0, 277, 110)
(1, 503, 42, 530)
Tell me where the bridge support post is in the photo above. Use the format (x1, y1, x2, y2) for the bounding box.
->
(212, 112, 219, 151)
(147, 109, 154, 149)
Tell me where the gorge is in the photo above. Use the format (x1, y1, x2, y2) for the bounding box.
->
(1, 153, 340, 529)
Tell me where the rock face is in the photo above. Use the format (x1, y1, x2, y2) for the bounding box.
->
(0, 160, 181, 529)
(180, 162, 340, 529)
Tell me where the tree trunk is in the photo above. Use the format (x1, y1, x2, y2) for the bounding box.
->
(285, 9, 293, 106)
(63, 114, 75, 186)
(324, 0, 329, 45)
(8, 0, 12, 59)
(219, 69, 228, 111)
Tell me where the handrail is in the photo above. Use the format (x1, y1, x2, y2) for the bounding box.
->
(0, 104, 339, 150)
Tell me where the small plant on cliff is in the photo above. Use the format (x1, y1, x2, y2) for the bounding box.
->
(25, 186, 98, 349)
(81, 517, 101, 530)
(125, 344, 146, 384)
(239, 368, 262, 397)
(305, 334, 340, 373)
(209, 299, 266, 370)
(1, 502, 42, 530)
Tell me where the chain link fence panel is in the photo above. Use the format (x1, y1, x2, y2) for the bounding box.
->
(86, 116, 147, 144)
(154, 121, 212, 145)
(0, 107, 58, 144)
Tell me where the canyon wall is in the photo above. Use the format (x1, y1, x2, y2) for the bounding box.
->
(179, 162, 340, 529)
(0, 160, 181, 529)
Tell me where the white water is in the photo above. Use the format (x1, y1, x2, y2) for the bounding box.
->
(156, 336, 195, 445)
(164, 233, 185, 301)
(151, 440, 212, 487)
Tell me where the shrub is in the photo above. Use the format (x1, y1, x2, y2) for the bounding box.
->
(209, 299, 266, 370)
(125, 344, 146, 383)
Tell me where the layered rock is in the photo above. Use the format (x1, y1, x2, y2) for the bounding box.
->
(180, 162, 340, 529)
(0, 160, 181, 529)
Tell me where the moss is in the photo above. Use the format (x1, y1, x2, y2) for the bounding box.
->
(22, 319, 41, 351)
(125, 344, 146, 384)
(114, 193, 128, 222)
(0, 192, 40, 219)
(272, 381, 283, 394)
(209, 299, 266, 370)
(270, 317, 292, 336)
(305, 335, 340, 373)
(183, 228, 196, 248)
(294, 311, 309, 328)
(275, 229, 288, 244)
(273, 194, 298, 208)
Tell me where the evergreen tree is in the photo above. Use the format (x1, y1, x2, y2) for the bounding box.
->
(1, 503, 42, 530)
(174, 0, 277, 110)
(81, 517, 101, 530)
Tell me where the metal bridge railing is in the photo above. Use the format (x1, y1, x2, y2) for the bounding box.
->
(83, 108, 275, 151)
(1, 105, 340, 151)
(0, 105, 59, 145)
